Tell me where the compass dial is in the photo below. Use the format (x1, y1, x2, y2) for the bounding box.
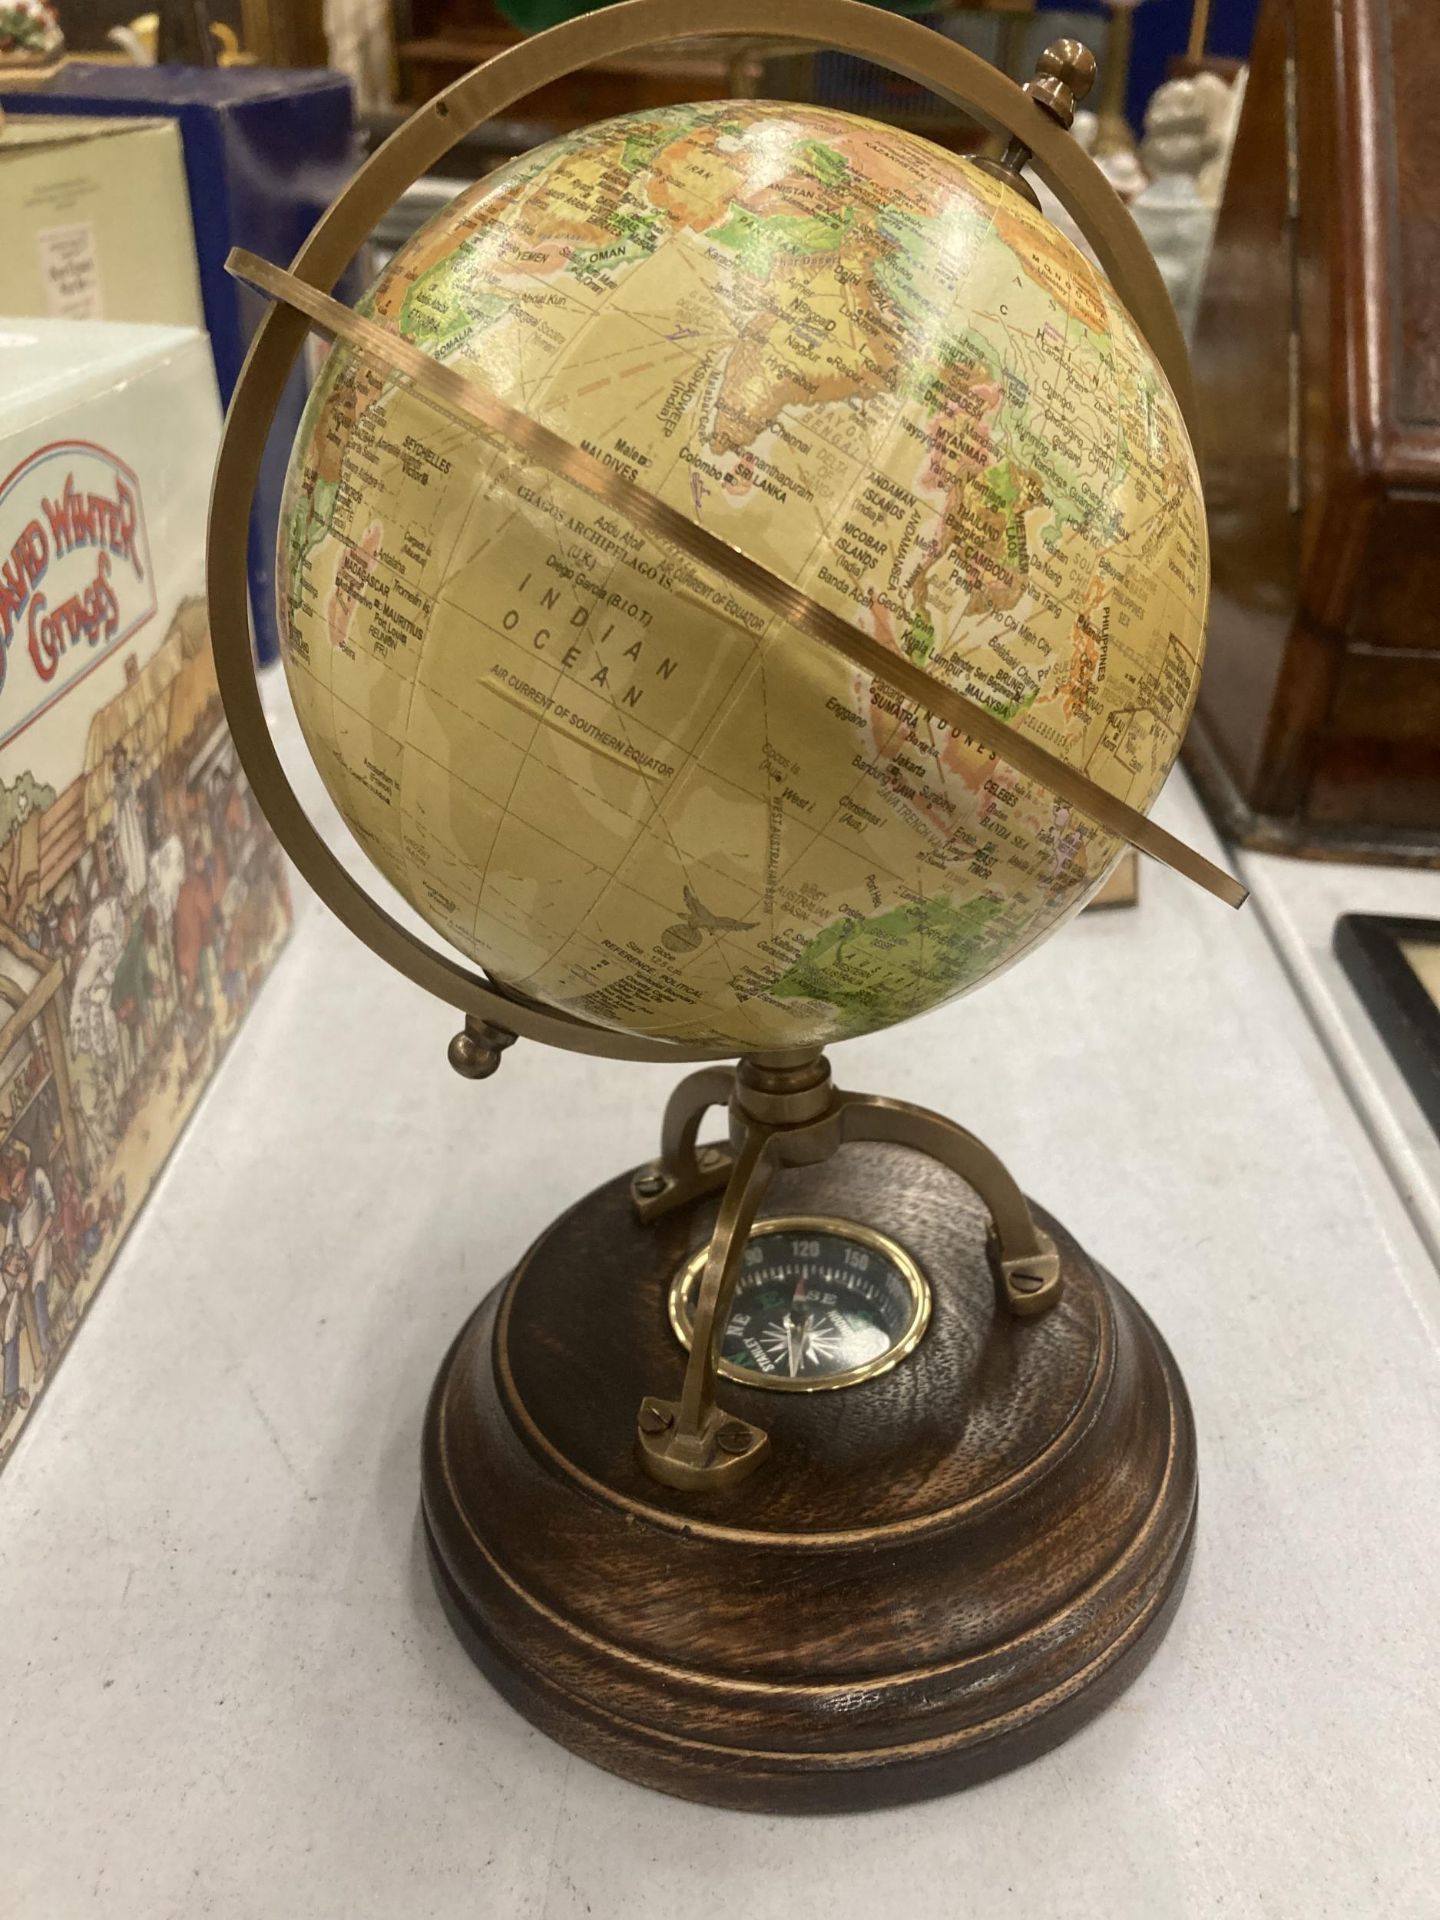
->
(669, 1217, 931, 1392)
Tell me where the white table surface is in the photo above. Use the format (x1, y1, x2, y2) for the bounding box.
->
(4, 708, 1439, 1920)
(1240, 850, 1440, 1276)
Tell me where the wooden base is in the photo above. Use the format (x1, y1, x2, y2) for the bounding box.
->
(421, 1143, 1197, 1813)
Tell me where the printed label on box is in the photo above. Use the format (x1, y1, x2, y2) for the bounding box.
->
(36, 222, 101, 320)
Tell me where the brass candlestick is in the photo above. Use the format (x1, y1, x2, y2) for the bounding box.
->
(1189, 0, 1213, 62)
(1094, 0, 1142, 158)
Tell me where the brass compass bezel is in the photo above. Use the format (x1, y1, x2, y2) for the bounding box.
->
(668, 1214, 932, 1393)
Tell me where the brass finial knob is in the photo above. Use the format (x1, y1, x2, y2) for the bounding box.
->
(1028, 39, 1097, 131)
(447, 1016, 518, 1080)
(972, 37, 1098, 212)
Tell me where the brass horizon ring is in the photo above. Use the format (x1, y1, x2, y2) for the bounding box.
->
(234, 249, 1245, 912)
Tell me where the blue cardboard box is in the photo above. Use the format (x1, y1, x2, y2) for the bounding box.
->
(2, 65, 362, 663)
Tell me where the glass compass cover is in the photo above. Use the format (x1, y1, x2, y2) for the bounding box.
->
(669, 1217, 930, 1392)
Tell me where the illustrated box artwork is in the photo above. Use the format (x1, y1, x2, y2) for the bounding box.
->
(2, 62, 363, 667)
(0, 317, 292, 1464)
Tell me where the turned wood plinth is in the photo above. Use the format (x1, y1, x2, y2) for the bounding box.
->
(421, 1143, 1196, 1813)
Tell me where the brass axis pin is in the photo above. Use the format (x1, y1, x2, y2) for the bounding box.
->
(974, 39, 1099, 211)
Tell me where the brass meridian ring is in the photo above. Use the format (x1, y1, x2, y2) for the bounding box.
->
(207, 0, 1243, 1063)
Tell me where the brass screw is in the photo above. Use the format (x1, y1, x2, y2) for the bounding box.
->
(638, 1403, 673, 1434)
(717, 1421, 754, 1456)
(1010, 1272, 1047, 1296)
(633, 1168, 667, 1198)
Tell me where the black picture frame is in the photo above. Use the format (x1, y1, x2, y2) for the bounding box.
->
(1334, 912, 1440, 1137)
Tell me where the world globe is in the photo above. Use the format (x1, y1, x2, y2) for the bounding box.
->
(279, 97, 1207, 1052)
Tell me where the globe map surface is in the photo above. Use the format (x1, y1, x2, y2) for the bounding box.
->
(280, 100, 1207, 1050)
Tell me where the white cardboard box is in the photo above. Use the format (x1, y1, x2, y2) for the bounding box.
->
(0, 318, 291, 1462)
(0, 114, 204, 326)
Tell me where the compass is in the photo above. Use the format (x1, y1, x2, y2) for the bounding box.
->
(669, 1217, 930, 1391)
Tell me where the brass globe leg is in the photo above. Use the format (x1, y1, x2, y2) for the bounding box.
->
(633, 1052, 1063, 1490)
(1094, 3, 1138, 158)
(830, 1091, 1061, 1317)
(635, 1125, 778, 1490)
(629, 1064, 736, 1219)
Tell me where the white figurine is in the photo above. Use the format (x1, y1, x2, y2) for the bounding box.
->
(1139, 69, 1241, 205)
(1129, 68, 1246, 334)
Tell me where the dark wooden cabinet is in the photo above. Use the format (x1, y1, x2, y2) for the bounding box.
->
(395, 2, 783, 117)
(1186, 0, 1440, 861)
(392, 3, 1009, 149)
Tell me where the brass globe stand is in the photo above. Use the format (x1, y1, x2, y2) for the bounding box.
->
(207, 0, 1239, 1813)
(623, 1050, 1060, 1490)
(421, 1092, 1196, 1811)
